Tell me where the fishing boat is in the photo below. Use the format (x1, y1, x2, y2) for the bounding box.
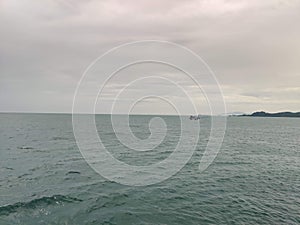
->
(189, 115, 201, 120)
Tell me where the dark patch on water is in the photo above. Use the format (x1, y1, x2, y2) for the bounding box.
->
(17, 173, 31, 179)
(3, 167, 14, 171)
(51, 136, 70, 141)
(17, 146, 34, 150)
(66, 171, 81, 175)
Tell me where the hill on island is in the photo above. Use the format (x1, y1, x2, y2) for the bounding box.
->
(241, 111, 300, 118)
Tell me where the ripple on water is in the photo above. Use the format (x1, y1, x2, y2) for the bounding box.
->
(0, 195, 82, 216)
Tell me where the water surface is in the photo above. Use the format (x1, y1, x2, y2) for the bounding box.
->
(0, 113, 299, 224)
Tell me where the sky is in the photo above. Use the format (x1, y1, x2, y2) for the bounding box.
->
(1, 0, 300, 115)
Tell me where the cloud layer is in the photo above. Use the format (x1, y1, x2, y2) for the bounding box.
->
(1, 0, 300, 114)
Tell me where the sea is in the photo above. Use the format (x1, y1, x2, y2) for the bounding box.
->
(0, 113, 299, 224)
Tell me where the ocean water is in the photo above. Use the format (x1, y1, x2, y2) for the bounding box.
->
(0, 113, 299, 224)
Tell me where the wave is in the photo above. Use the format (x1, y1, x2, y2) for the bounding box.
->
(66, 171, 81, 175)
(17, 146, 34, 150)
(0, 195, 82, 216)
(51, 136, 70, 141)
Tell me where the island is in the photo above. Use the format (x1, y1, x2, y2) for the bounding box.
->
(240, 111, 300, 118)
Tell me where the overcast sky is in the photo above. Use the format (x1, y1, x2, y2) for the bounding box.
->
(1, 0, 300, 114)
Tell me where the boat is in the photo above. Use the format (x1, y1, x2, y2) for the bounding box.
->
(189, 115, 201, 120)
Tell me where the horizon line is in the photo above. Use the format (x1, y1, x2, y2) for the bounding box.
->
(1, 110, 299, 116)
(0, 111, 219, 116)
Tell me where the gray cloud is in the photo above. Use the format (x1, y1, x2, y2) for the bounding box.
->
(1, 0, 300, 114)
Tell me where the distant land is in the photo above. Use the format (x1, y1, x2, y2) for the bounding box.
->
(239, 111, 300, 118)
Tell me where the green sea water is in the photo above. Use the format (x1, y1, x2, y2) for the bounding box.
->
(0, 113, 299, 224)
